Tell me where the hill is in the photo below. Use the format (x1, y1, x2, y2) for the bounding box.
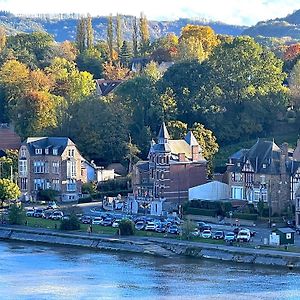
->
(244, 9, 300, 40)
(0, 11, 247, 42)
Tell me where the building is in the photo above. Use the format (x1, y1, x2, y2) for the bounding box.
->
(95, 79, 124, 96)
(128, 123, 207, 215)
(18, 137, 87, 202)
(226, 139, 300, 215)
(189, 181, 230, 201)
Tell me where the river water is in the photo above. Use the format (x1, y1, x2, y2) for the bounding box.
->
(0, 241, 300, 300)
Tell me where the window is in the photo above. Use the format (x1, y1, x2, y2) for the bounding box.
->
(34, 179, 45, 190)
(67, 161, 76, 177)
(34, 161, 45, 173)
(20, 178, 27, 190)
(35, 148, 42, 155)
(45, 148, 49, 155)
(68, 149, 75, 157)
(52, 161, 59, 174)
(44, 161, 49, 173)
(53, 148, 58, 155)
(67, 179, 76, 192)
(52, 179, 60, 191)
(262, 163, 267, 169)
(19, 160, 27, 177)
(20, 147, 26, 158)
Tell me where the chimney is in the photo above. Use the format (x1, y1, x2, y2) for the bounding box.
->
(178, 153, 185, 162)
(280, 142, 289, 158)
(192, 145, 199, 161)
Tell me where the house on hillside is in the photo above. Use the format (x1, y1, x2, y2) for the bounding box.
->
(226, 138, 300, 215)
(128, 123, 207, 216)
(95, 79, 124, 96)
(18, 137, 88, 202)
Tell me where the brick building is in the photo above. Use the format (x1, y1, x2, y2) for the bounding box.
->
(18, 137, 87, 202)
(128, 123, 207, 215)
(226, 139, 300, 216)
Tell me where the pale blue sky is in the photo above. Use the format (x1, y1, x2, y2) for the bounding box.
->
(1, 0, 300, 26)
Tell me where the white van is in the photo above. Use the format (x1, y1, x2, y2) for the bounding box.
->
(237, 229, 251, 242)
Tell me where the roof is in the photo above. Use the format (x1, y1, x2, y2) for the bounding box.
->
(0, 149, 6, 158)
(157, 122, 170, 141)
(23, 137, 74, 156)
(185, 131, 199, 147)
(136, 161, 149, 172)
(0, 124, 21, 150)
(276, 227, 296, 234)
(95, 79, 124, 96)
(169, 140, 193, 159)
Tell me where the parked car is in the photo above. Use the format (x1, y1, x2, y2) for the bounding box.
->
(33, 208, 44, 218)
(201, 230, 212, 239)
(26, 208, 35, 217)
(145, 222, 156, 231)
(50, 211, 64, 220)
(213, 231, 225, 240)
(191, 228, 200, 237)
(47, 201, 59, 210)
(224, 232, 236, 243)
(92, 217, 103, 225)
(236, 229, 251, 242)
(81, 216, 92, 224)
(42, 210, 53, 219)
(135, 221, 145, 231)
(102, 218, 113, 226)
(112, 220, 121, 228)
(168, 225, 180, 234)
(155, 224, 166, 233)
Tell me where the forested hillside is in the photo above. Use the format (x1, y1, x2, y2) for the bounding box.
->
(0, 11, 246, 42)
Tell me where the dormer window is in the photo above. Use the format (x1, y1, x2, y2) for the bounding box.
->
(45, 149, 49, 155)
(262, 163, 267, 169)
(237, 162, 240, 167)
(20, 147, 26, 158)
(35, 148, 42, 155)
(53, 148, 58, 155)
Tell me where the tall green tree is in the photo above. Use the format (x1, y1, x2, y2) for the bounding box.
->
(119, 41, 132, 67)
(132, 17, 139, 57)
(86, 14, 94, 50)
(76, 17, 86, 53)
(107, 14, 114, 61)
(116, 14, 123, 55)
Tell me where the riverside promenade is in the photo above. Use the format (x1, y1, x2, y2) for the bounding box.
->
(1, 224, 300, 270)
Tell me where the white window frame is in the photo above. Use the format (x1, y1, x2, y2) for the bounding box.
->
(35, 148, 42, 155)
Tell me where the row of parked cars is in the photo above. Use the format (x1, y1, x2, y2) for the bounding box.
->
(194, 221, 256, 243)
(26, 207, 64, 221)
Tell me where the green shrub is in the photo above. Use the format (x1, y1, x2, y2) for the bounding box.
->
(232, 213, 258, 221)
(185, 208, 217, 217)
(78, 196, 93, 204)
(8, 204, 26, 225)
(60, 214, 80, 231)
(119, 219, 135, 235)
(38, 189, 59, 202)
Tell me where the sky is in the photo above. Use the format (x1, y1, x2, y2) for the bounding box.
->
(1, 0, 300, 26)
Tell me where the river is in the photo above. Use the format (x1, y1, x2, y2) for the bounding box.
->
(0, 241, 300, 300)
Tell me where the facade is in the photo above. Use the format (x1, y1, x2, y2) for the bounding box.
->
(189, 181, 230, 201)
(18, 137, 87, 202)
(226, 139, 300, 215)
(128, 123, 207, 216)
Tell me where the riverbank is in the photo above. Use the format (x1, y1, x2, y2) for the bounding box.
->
(1, 225, 300, 270)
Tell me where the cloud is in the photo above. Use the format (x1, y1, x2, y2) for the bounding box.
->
(0, 0, 300, 26)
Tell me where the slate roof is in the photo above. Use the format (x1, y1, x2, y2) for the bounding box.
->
(0, 124, 21, 150)
(23, 137, 74, 156)
(136, 161, 149, 172)
(95, 79, 124, 96)
(184, 131, 199, 147)
(157, 122, 170, 140)
(228, 139, 284, 175)
(277, 227, 296, 234)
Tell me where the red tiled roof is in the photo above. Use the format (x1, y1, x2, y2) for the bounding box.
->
(0, 126, 21, 150)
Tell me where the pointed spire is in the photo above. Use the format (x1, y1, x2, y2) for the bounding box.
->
(157, 122, 170, 144)
(184, 131, 199, 146)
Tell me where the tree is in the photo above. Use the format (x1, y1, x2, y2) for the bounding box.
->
(283, 43, 300, 61)
(182, 219, 197, 240)
(107, 14, 114, 61)
(86, 14, 94, 50)
(76, 17, 86, 53)
(160, 88, 177, 121)
(0, 178, 20, 208)
(0, 150, 18, 180)
(132, 17, 139, 57)
(143, 61, 162, 82)
(60, 213, 81, 231)
(0, 25, 6, 52)
(119, 219, 135, 235)
(139, 13, 150, 55)
(125, 135, 141, 173)
(289, 60, 300, 108)
(54, 41, 77, 61)
(103, 61, 129, 80)
(178, 25, 219, 61)
(8, 204, 25, 225)
(116, 14, 123, 55)
(119, 41, 132, 67)
(167, 120, 187, 139)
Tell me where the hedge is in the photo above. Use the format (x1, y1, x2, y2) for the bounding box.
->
(185, 208, 218, 217)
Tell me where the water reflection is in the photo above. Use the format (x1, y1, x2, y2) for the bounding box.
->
(0, 241, 299, 299)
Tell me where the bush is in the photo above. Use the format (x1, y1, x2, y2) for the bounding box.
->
(82, 182, 97, 194)
(60, 214, 80, 231)
(119, 219, 135, 236)
(38, 189, 59, 202)
(185, 207, 217, 217)
(8, 204, 26, 225)
(182, 220, 197, 240)
(78, 196, 93, 204)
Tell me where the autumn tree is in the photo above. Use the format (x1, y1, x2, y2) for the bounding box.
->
(54, 41, 77, 61)
(0, 150, 18, 180)
(103, 61, 129, 80)
(289, 60, 300, 108)
(167, 120, 187, 139)
(0, 178, 20, 208)
(283, 43, 300, 61)
(139, 13, 150, 55)
(0, 26, 6, 52)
